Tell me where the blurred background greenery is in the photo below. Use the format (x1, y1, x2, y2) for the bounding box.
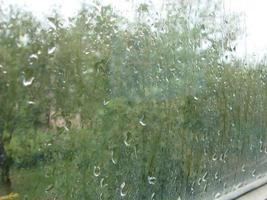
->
(1, 1, 267, 199)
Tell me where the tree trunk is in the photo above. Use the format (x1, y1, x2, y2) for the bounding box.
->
(0, 128, 11, 193)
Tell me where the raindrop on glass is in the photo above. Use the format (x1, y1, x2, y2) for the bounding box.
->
(27, 101, 35, 105)
(204, 148, 207, 156)
(214, 172, 219, 180)
(202, 171, 208, 182)
(148, 176, 156, 185)
(23, 77, 35, 87)
(203, 184, 207, 192)
(212, 153, 217, 161)
(45, 184, 54, 192)
(100, 178, 108, 188)
(134, 146, 138, 159)
(190, 182, 195, 194)
(29, 54, 38, 60)
(252, 169, 256, 177)
(235, 182, 243, 189)
(93, 166, 101, 177)
(151, 192, 155, 200)
(139, 115, 146, 126)
(241, 165, 246, 172)
(197, 178, 201, 185)
(124, 132, 132, 147)
(214, 192, 221, 199)
(259, 139, 263, 152)
(48, 46, 56, 55)
(103, 99, 110, 106)
(120, 182, 127, 197)
(111, 150, 117, 164)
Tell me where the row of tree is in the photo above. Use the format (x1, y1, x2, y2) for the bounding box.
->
(1, 1, 267, 198)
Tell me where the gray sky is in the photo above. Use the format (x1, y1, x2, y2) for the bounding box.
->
(4, 0, 267, 60)
(225, 0, 267, 59)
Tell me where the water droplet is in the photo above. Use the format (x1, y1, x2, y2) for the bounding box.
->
(214, 172, 219, 180)
(241, 165, 246, 172)
(165, 77, 169, 82)
(197, 178, 202, 185)
(148, 176, 156, 185)
(48, 46, 56, 54)
(252, 169, 256, 177)
(256, 174, 263, 179)
(29, 54, 38, 60)
(212, 153, 217, 161)
(120, 182, 127, 197)
(47, 20, 57, 30)
(46, 143, 52, 147)
(139, 115, 146, 126)
(259, 139, 263, 152)
(190, 182, 195, 194)
(111, 150, 117, 164)
(203, 183, 207, 192)
(64, 125, 69, 131)
(217, 130, 221, 136)
(235, 182, 243, 189)
(193, 96, 198, 100)
(134, 146, 138, 159)
(124, 132, 132, 147)
(214, 192, 221, 199)
(103, 99, 110, 106)
(202, 171, 208, 182)
(45, 184, 54, 192)
(100, 178, 108, 187)
(83, 68, 94, 74)
(27, 101, 35, 105)
(93, 166, 101, 177)
(220, 150, 228, 162)
(23, 77, 35, 86)
(204, 148, 207, 156)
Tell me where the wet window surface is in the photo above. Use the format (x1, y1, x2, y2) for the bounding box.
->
(1, 0, 267, 199)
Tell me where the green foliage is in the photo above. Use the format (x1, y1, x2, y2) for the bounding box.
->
(1, 1, 267, 199)
(8, 130, 54, 168)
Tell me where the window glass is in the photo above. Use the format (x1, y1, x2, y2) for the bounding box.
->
(0, 1, 267, 199)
